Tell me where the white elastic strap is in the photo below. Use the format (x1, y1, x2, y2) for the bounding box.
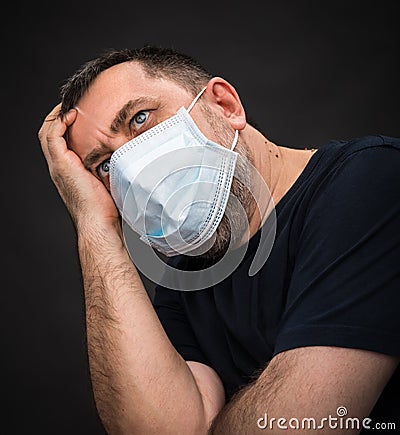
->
(187, 86, 207, 112)
(231, 130, 239, 151)
(188, 86, 239, 151)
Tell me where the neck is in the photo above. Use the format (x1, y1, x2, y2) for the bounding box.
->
(240, 125, 316, 238)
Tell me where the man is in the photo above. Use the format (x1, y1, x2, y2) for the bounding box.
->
(39, 46, 399, 434)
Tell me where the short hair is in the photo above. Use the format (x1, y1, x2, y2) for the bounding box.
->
(59, 46, 213, 116)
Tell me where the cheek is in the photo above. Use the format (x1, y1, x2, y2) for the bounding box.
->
(104, 176, 111, 192)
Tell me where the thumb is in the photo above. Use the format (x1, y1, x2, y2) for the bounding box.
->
(64, 109, 77, 126)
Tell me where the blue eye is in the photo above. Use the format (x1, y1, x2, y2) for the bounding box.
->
(131, 111, 149, 129)
(135, 112, 148, 123)
(97, 158, 111, 178)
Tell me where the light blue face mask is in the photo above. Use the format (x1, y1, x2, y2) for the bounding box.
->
(109, 87, 239, 256)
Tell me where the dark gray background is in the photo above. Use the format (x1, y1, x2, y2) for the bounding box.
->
(4, 1, 399, 434)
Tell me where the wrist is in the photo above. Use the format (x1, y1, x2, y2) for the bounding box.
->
(76, 217, 125, 250)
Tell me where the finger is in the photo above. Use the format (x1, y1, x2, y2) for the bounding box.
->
(62, 108, 77, 127)
(38, 103, 62, 160)
(45, 113, 71, 161)
(40, 107, 77, 164)
(39, 103, 62, 133)
(47, 109, 78, 161)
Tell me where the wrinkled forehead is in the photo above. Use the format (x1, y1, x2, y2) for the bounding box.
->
(66, 62, 195, 158)
(74, 62, 194, 122)
(76, 63, 158, 115)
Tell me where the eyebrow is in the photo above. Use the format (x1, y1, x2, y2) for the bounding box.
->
(110, 96, 158, 133)
(83, 143, 110, 171)
(82, 96, 158, 171)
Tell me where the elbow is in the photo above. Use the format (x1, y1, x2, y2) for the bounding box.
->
(97, 404, 210, 435)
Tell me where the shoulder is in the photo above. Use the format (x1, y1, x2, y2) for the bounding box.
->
(296, 135, 400, 260)
(325, 134, 400, 171)
(285, 135, 400, 214)
(339, 134, 400, 162)
(313, 135, 400, 205)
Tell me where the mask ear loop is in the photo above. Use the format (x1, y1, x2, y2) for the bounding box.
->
(187, 85, 239, 151)
(231, 129, 239, 151)
(187, 86, 207, 113)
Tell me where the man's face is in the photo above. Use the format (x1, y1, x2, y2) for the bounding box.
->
(67, 61, 220, 189)
(67, 61, 255, 258)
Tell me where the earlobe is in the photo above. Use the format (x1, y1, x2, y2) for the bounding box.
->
(205, 77, 247, 130)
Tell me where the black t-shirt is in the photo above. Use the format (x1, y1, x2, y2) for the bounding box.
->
(153, 135, 400, 429)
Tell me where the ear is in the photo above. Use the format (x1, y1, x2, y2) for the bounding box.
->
(204, 77, 247, 131)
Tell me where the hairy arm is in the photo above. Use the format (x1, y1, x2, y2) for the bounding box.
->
(79, 221, 225, 434)
(209, 346, 398, 434)
(38, 105, 225, 434)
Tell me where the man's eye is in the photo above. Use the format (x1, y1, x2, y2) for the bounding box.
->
(130, 111, 149, 130)
(97, 158, 111, 178)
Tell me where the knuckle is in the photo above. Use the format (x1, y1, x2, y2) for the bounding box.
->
(38, 128, 45, 141)
(45, 130, 57, 144)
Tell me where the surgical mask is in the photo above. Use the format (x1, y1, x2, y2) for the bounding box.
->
(109, 87, 239, 256)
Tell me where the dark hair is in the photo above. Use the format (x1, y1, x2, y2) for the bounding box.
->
(59, 46, 213, 116)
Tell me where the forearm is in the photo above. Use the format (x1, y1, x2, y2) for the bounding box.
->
(78, 221, 208, 435)
(208, 379, 262, 434)
(209, 347, 397, 435)
(38, 105, 215, 433)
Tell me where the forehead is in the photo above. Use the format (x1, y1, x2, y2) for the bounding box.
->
(77, 61, 189, 118)
(68, 62, 192, 158)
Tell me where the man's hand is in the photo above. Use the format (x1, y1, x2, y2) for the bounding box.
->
(38, 103, 119, 230)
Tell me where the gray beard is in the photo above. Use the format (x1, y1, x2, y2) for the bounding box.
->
(189, 140, 256, 261)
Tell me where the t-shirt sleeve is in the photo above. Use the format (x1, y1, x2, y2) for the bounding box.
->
(274, 145, 400, 357)
(153, 284, 209, 365)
